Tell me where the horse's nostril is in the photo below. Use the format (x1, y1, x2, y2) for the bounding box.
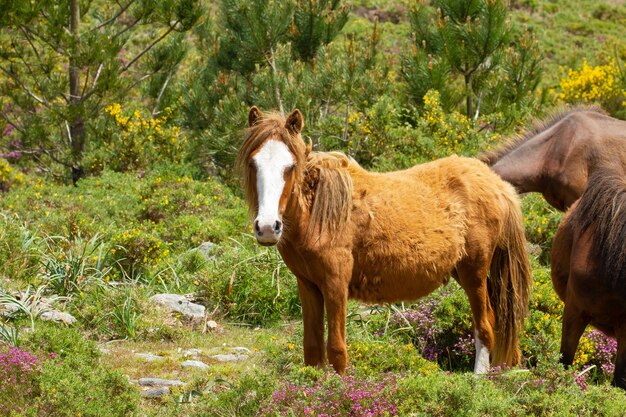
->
(274, 220, 282, 233)
(254, 220, 262, 235)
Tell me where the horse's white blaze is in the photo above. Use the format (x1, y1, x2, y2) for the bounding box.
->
(473, 332, 490, 374)
(253, 140, 294, 241)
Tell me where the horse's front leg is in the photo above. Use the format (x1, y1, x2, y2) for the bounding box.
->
(321, 254, 352, 374)
(296, 277, 325, 368)
(323, 281, 348, 374)
(559, 295, 588, 367)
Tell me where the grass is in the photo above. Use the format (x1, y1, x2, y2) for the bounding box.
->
(0, 0, 625, 415)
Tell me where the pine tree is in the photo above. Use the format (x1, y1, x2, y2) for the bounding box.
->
(0, 0, 202, 183)
(402, 0, 541, 120)
(214, 0, 348, 113)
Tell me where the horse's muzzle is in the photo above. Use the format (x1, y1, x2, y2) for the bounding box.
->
(254, 219, 282, 246)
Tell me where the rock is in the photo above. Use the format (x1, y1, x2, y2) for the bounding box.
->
(210, 353, 248, 363)
(197, 242, 217, 260)
(142, 387, 170, 398)
(1, 304, 20, 317)
(206, 320, 218, 330)
(181, 360, 210, 370)
(183, 348, 202, 357)
(138, 378, 184, 387)
(231, 347, 251, 354)
(40, 311, 77, 325)
(527, 242, 543, 258)
(149, 293, 205, 320)
(136, 353, 165, 362)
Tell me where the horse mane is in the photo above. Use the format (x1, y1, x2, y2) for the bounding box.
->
(480, 105, 606, 165)
(236, 111, 309, 216)
(570, 163, 626, 289)
(304, 151, 354, 244)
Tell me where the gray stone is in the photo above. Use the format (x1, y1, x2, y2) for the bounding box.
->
(136, 353, 165, 362)
(149, 293, 205, 320)
(138, 378, 184, 387)
(231, 347, 251, 354)
(1, 304, 20, 317)
(210, 353, 249, 363)
(183, 348, 202, 357)
(197, 242, 217, 260)
(40, 311, 77, 325)
(206, 320, 218, 330)
(181, 360, 210, 370)
(142, 387, 170, 398)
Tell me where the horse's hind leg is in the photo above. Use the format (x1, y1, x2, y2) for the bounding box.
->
(559, 297, 588, 366)
(296, 277, 325, 368)
(612, 331, 626, 389)
(457, 262, 495, 374)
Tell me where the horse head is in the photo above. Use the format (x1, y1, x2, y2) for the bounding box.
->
(237, 106, 308, 246)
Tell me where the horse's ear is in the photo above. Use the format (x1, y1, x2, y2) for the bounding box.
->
(285, 109, 304, 135)
(248, 106, 262, 127)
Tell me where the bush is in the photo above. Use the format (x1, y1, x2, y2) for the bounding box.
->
(27, 354, 139, 417)
(367, 283, 474, 371)
(559, 58, 626, 117)
(0, 158, 24, 192)
(257, 372, 399, 416)
(0, 345, 48, 415)
(198, 239, 301, 326)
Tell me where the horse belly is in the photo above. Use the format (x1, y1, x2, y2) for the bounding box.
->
(568, 268, 626, 337)
(349, 262, 451, 304)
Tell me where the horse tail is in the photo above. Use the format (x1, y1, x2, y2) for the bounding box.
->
(489, 190, 532, 367)
(570, 164, 626, 290)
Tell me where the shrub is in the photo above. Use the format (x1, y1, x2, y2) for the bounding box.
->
(0, 158, 24, 192)
(28, 353, 139, 417)
(559, 58, 626, 117)
(198, 239, 301, 326)
(368, 283, 474, 371)
(14, 324, 140, 416)
(521, 193, 563, 263)
(0, 345, 48, 415)
(257, 372, 398, 416)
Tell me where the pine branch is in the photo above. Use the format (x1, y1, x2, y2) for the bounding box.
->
(0, 64, 48, 106)
(91, 0, 136, 32)
(120, 22, 179, 71)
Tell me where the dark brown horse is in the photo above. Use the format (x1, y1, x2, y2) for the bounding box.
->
(551, 163, 626, 389)
(481, 107, 626, 211)
(238, 106, 531, 375)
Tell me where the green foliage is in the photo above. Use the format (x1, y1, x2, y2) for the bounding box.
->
(521, 194, 563, 263)
(198, 238, 301, 326)
(38, 234, 109, 297)
(403, 0, 543, 122)
(22, 325, 139, 416)
(291, 0, 349, 62)
(0, 0, 202, 182)
(216, 0, 295, 75)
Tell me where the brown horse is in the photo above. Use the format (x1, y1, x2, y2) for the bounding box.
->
(481, 107, 626, 211)
(551, 163, 626, 389)
(237, 106, 531, 374)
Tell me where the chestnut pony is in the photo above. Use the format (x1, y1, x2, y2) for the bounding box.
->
(551, 163, 626, 389)
(238, 106, 531, 374)
(481, 106, 626, 211)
